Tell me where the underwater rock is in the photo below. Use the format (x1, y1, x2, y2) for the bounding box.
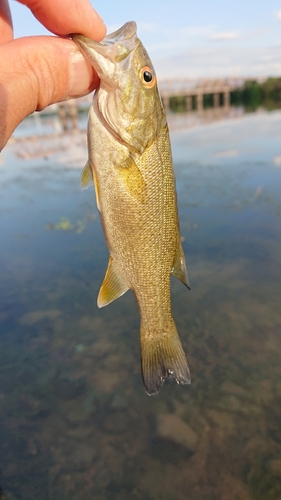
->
(80, 315, 99, 330)
(26, 438, 39, 456)
(36, 366, 58, 386)
(52, 374, 87, 400)
(66, 425, 93, 439)
(110, 393, 128, 410)
(89, 337, 114, 357)
(219, 474, 251, 500)
(19, 394, 49, 419)
(69, 443, 98, 470)
(269, 459, 281, 477)
(102, 410, 129, 434)
(276, 382, 281, 397)
(252, 379, 274, 406)
(221, 380, 250, 398)
(90, 368, 128, 393)
(102, 354, 122, 372)
(156, 413, 198, 452)
(19, 309, 62, 325)
(207, 409, 235, 438)
(64, 405, 89, 425)
(0, 491, 17, 500)
(81, 392, 97, 413)
(216, 394, 262, 416)
(52, 440, 98, 473)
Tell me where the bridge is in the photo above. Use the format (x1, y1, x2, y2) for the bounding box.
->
(158, 77, 247, 111)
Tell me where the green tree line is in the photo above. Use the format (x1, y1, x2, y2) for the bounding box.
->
(231, 77, 281, 111)
(168, 77, 281, 112)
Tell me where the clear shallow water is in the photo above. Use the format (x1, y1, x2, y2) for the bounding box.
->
(0, 110, 281, 499)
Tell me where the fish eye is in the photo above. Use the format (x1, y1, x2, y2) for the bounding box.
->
(143, 70, 153, 82)
(140, 66, 156, 89)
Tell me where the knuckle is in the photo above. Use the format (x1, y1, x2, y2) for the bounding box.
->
(22, 42, 67, 111)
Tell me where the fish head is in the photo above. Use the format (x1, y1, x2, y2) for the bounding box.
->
(73, 22, 166, 154)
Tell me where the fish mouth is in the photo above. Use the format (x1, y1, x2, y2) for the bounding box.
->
(72, 21, 138, 71)
(98, 21, 137, 46)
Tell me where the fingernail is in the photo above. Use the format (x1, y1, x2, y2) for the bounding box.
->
(68, 49, 93, 98)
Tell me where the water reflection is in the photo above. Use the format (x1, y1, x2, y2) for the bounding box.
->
(0, 110, 281, 499)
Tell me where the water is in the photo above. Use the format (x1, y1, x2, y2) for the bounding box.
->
(0, 109, 281, 499)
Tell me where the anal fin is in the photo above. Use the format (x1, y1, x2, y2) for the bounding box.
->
(172, 239, 191, 289)
(97, 256, 129, 308)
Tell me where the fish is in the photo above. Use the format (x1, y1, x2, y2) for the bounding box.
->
(73, 21, 191, 395)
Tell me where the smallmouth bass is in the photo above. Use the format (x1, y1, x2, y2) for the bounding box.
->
(73, 22, 191, 395)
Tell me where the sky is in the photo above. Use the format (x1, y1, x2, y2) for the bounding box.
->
(9, 0, 281, 79)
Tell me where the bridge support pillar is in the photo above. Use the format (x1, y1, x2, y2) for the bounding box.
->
(186, 95, 192, 111)
(213, 93, 220, 108)
(196, 93, 203, 111)
(223, 91, 230, 107)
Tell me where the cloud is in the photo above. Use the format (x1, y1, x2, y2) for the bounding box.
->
(209, 31, 240, 41)
(154, 44, 281, 80)
(148, 25, 216, 55)
(215, 149, 239, 158)
(180, 25, 215, 37)
(277, 10, 281, 20)
(273, 155, 281, 166)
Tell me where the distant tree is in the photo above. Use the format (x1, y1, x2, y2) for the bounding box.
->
(166, 77, 281, 114)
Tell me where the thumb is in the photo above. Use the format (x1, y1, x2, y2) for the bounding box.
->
(0, 36, 97, 151)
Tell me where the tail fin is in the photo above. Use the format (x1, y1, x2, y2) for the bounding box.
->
(140, 320, 190, 395)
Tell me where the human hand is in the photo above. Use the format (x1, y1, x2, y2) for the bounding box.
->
(0, 0, 106, 151)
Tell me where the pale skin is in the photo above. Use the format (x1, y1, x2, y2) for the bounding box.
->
(0, 0, 107, 152)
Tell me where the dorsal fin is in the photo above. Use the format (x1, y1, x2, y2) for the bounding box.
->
(171, 239, 191, 289)
(97, 256, 129, 308)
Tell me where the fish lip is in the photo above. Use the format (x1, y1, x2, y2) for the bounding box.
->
(72, 21, 137, 53)
(102, 21, 137, 45)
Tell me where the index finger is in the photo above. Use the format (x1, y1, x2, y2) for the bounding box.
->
(17, 0, 106, 40)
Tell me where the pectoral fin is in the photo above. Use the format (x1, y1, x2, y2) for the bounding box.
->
(80, 161, 101, 211)
(97, 256, 129, 308)
(80, 161, 92, 190)
(172, 239, 191, 289)
(116, 157, 146, 203)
